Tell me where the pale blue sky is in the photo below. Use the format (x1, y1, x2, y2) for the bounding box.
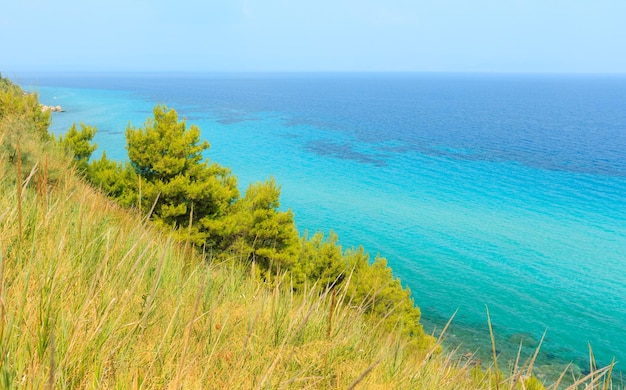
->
(2, 0, 625, 73)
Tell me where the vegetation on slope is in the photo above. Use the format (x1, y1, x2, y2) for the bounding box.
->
(0, 74, 617, 388)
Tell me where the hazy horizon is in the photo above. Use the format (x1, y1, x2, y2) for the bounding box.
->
(3, 1, 626, 74)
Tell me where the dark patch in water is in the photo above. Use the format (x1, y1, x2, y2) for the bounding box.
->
(304, 139, 387, 167)
(546, 353, 558, 361)
(376, 144, 414, 154)
(280, 132, 303, 140)
(184, 115, 205, 121)
(507, 332, 539, 348)
(282, 117, 335, 131)
(100, 129, 123, 135)
(217, 117, 259, 125)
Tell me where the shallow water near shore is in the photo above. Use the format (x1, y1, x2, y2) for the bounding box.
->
(19, 72, 626, 382)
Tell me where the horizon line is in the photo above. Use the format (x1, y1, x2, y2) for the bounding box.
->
(6, 69, 626, 76)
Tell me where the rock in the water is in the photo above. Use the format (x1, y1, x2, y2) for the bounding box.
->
(41, 105, 64, 112)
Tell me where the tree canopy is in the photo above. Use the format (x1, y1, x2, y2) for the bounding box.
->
(58, 123, 97, 173)
(0, 75, 50, 139)
(125, 104, 239, 245)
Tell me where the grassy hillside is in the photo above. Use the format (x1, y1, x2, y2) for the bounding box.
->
(0, 75, 616, 388)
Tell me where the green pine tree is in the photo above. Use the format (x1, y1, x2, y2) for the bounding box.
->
(293, 231, 346, 291)
(58, 123, 98, 173)
(228, 178, 299, 278)
(125, 104, 239, 245)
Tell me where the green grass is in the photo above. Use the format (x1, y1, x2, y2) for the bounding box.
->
(0, 81, 619, 388)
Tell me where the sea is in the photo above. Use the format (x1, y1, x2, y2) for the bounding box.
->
(16, 72, 626, 382)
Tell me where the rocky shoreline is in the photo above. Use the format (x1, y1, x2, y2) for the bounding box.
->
(41, 104, 64, 112)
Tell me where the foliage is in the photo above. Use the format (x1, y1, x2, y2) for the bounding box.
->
(88, 151, 138, 206)
(343, 248, 431, 344)
(293, 231, 346, 290)
(57, 122, 97, 172)
(0, 74, 60, 189)
(0, 74, 50, 139)
(125, 104, 239, 245)
(0, 73, 12, 90)
(293, 234, 429, 343)
(523, 375, 547, 390)
(227, 178, 300, 277)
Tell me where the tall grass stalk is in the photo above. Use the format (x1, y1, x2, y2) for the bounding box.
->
(487, 305, 501, 390)
(16, 138, 22, 242)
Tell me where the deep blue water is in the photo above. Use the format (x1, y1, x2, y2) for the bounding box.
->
(18, 72, 626, 381)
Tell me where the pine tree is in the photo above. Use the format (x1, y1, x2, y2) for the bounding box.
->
(125, 104, 239, 245)
(58, 123, 97, 173)
(88, 151, 138, 206)
(294, 231, 346, 290)
(229, 178, 299, 277)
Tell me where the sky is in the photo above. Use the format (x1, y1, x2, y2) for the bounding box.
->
(1, 0, 626, 73)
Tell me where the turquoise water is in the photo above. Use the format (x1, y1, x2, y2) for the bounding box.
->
(20, 73, 626, 380)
